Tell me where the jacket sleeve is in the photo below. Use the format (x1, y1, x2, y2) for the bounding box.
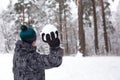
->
(34, 47, 63, 69)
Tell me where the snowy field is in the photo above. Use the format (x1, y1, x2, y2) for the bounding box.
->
(0, 53, 120, 80)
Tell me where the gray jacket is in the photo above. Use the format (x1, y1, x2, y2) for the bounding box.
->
(13, 40, 63, 80)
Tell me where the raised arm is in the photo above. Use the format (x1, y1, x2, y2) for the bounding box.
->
(39, 31, 63, 69)
(34, 47, 63, 69)
(30, 31, 63, 69)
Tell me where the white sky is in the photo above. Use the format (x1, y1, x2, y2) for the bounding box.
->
(0, 0, 9, 12)
(109, 0, 120, 11)
(0, 0, 17, 13)
(0, 0, 119, 13)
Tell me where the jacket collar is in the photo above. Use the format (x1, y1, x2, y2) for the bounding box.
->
(15, 40, 36, 56)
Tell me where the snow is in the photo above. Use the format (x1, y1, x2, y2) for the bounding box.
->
(0, 54, 13, 80)
(0, 53, 120, 80)
(69, 1, 78, 21)
(41, 24, 57, 34)
(41, 24, 58, 40)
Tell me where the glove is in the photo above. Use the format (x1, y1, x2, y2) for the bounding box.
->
(42, 31, 60, 48)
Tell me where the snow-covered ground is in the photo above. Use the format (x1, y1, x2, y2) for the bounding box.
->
(0, 53, 120, 80)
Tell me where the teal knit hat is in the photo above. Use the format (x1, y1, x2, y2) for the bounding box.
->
(20, 25, 36, 43)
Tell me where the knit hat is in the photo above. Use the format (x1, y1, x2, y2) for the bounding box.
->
(20, 25, 36, 43)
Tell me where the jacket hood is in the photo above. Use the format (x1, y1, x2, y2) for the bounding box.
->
(15, 40, 36, 56)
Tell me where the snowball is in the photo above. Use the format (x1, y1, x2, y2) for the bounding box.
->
(41, 24, 57, 34)
(41, 24, 58, 40)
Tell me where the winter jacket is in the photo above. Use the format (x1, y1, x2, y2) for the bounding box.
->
(13, 40, 63, 80)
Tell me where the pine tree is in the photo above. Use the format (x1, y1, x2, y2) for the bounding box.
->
(0, 0, 16, 52)
(77, 0, 86, 56)
(14, 0, 33, 24)
(100, 0, 109, 53)
(91, 0, 99, 54)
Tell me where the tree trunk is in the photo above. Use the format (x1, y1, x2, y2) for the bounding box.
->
(59, 2, 63, 42)
(77, 0, 86, 56)
(92, 0, 99, 54)
(63, 4, 69, 55)
(22, 0, 25, 24)
(100, 0, 109, 52)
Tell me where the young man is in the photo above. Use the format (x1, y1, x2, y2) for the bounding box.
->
(13, 25, 63, 80)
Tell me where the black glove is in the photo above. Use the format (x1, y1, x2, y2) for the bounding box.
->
(42, 31, 60, 48)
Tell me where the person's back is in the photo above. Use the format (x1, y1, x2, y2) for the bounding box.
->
(13, 25, 63, 80)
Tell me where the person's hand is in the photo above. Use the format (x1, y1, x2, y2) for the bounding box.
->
(42, 31, 60, 48)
